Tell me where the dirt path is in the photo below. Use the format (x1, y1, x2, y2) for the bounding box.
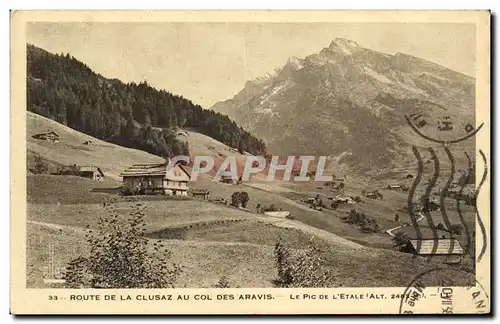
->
(250, 214, 365, 250)
(385, 213, 424, 237)
(28, 220, 85, 234)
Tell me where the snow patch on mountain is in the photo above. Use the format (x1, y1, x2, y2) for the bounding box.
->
(363, 67, 393, 84)
(255, 80, 293, 115)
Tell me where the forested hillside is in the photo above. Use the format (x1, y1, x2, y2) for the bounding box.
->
(26, 44, 267, 158)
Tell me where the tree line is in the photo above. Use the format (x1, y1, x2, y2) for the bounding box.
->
(27, 44, 267, 158)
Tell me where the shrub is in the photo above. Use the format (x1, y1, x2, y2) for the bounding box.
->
(57, 164, 79, 176)
(240, 191, 249, 208)
(64, 204, 182, 288)
(263, 204, 280, 212)
(214, 276, 231, 288)
(121, 187, 133, 196)
(256, 203, 261, 213)
(360, 219, 380, 233)
(450, 224, 463, 235)
(33, 154, 49, 174)
(392, 231, 410, 252)
(64, 257, 89, 288)
(231, 192, 241, 207)
(274, 238, 338, 288)
(343, 209, 379, 233)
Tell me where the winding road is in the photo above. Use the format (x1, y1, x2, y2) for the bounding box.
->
(385, 213, 424, 237)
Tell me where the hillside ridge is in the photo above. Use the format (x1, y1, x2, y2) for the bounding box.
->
(27, 44, 267, 161)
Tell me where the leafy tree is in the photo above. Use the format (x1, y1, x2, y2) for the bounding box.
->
(238, 141, 246, 154)
(392, 231, 410, 252)
(33, 154, 49, 174)
(64, 204, 182, 288)
(64, 257, 89, 288)
(231, 192, 241, 207)
(239, 191, 249, 208)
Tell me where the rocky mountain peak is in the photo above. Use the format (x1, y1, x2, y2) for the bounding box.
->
(328, 38, 362, 55)
(212, 38, 475, 169)
(286, 56, 304, 70)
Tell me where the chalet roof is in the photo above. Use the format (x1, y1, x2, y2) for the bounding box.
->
(409, 239, 464, 255)
(120, 163, 191, 179)
(220, 174, 238, 179)
(334, 196, 354, 200)
(121, 163, 166, 177)
(192, 189, 210, 194)
(33, 131, 60, 137)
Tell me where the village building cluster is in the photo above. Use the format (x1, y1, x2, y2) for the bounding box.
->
(30, 129, 472, 266)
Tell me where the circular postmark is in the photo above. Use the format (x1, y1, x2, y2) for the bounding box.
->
(405, 114, 484, 144)
(399, 267, 489, 314)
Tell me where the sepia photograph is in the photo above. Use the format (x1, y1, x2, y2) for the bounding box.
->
(10, 10, 491, 314)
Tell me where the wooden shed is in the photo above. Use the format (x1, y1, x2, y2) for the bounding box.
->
(192, 189, 210, 200)
(77, 166, 105, 181)
(32, 131, 60, 142)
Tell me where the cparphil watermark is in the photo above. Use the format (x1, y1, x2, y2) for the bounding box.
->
(166, 155, 334, 182)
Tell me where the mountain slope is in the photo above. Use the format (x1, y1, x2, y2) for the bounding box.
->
(212, 38, 475, 170)
(27, 44, 267, 159)
(27, 111, 253, 180)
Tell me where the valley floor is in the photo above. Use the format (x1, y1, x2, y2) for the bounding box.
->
(26, 173, 475, 288)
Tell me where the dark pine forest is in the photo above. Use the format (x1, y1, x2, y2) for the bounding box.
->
(27, 44, 267, 158)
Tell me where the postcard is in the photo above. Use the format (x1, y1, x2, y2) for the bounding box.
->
(11, 10, 490, 315)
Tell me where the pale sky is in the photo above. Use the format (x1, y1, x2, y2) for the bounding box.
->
(27, 22, 476, 107)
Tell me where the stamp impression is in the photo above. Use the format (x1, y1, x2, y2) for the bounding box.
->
(405, 114, 484, 144)
(399, 267, 489, 314)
